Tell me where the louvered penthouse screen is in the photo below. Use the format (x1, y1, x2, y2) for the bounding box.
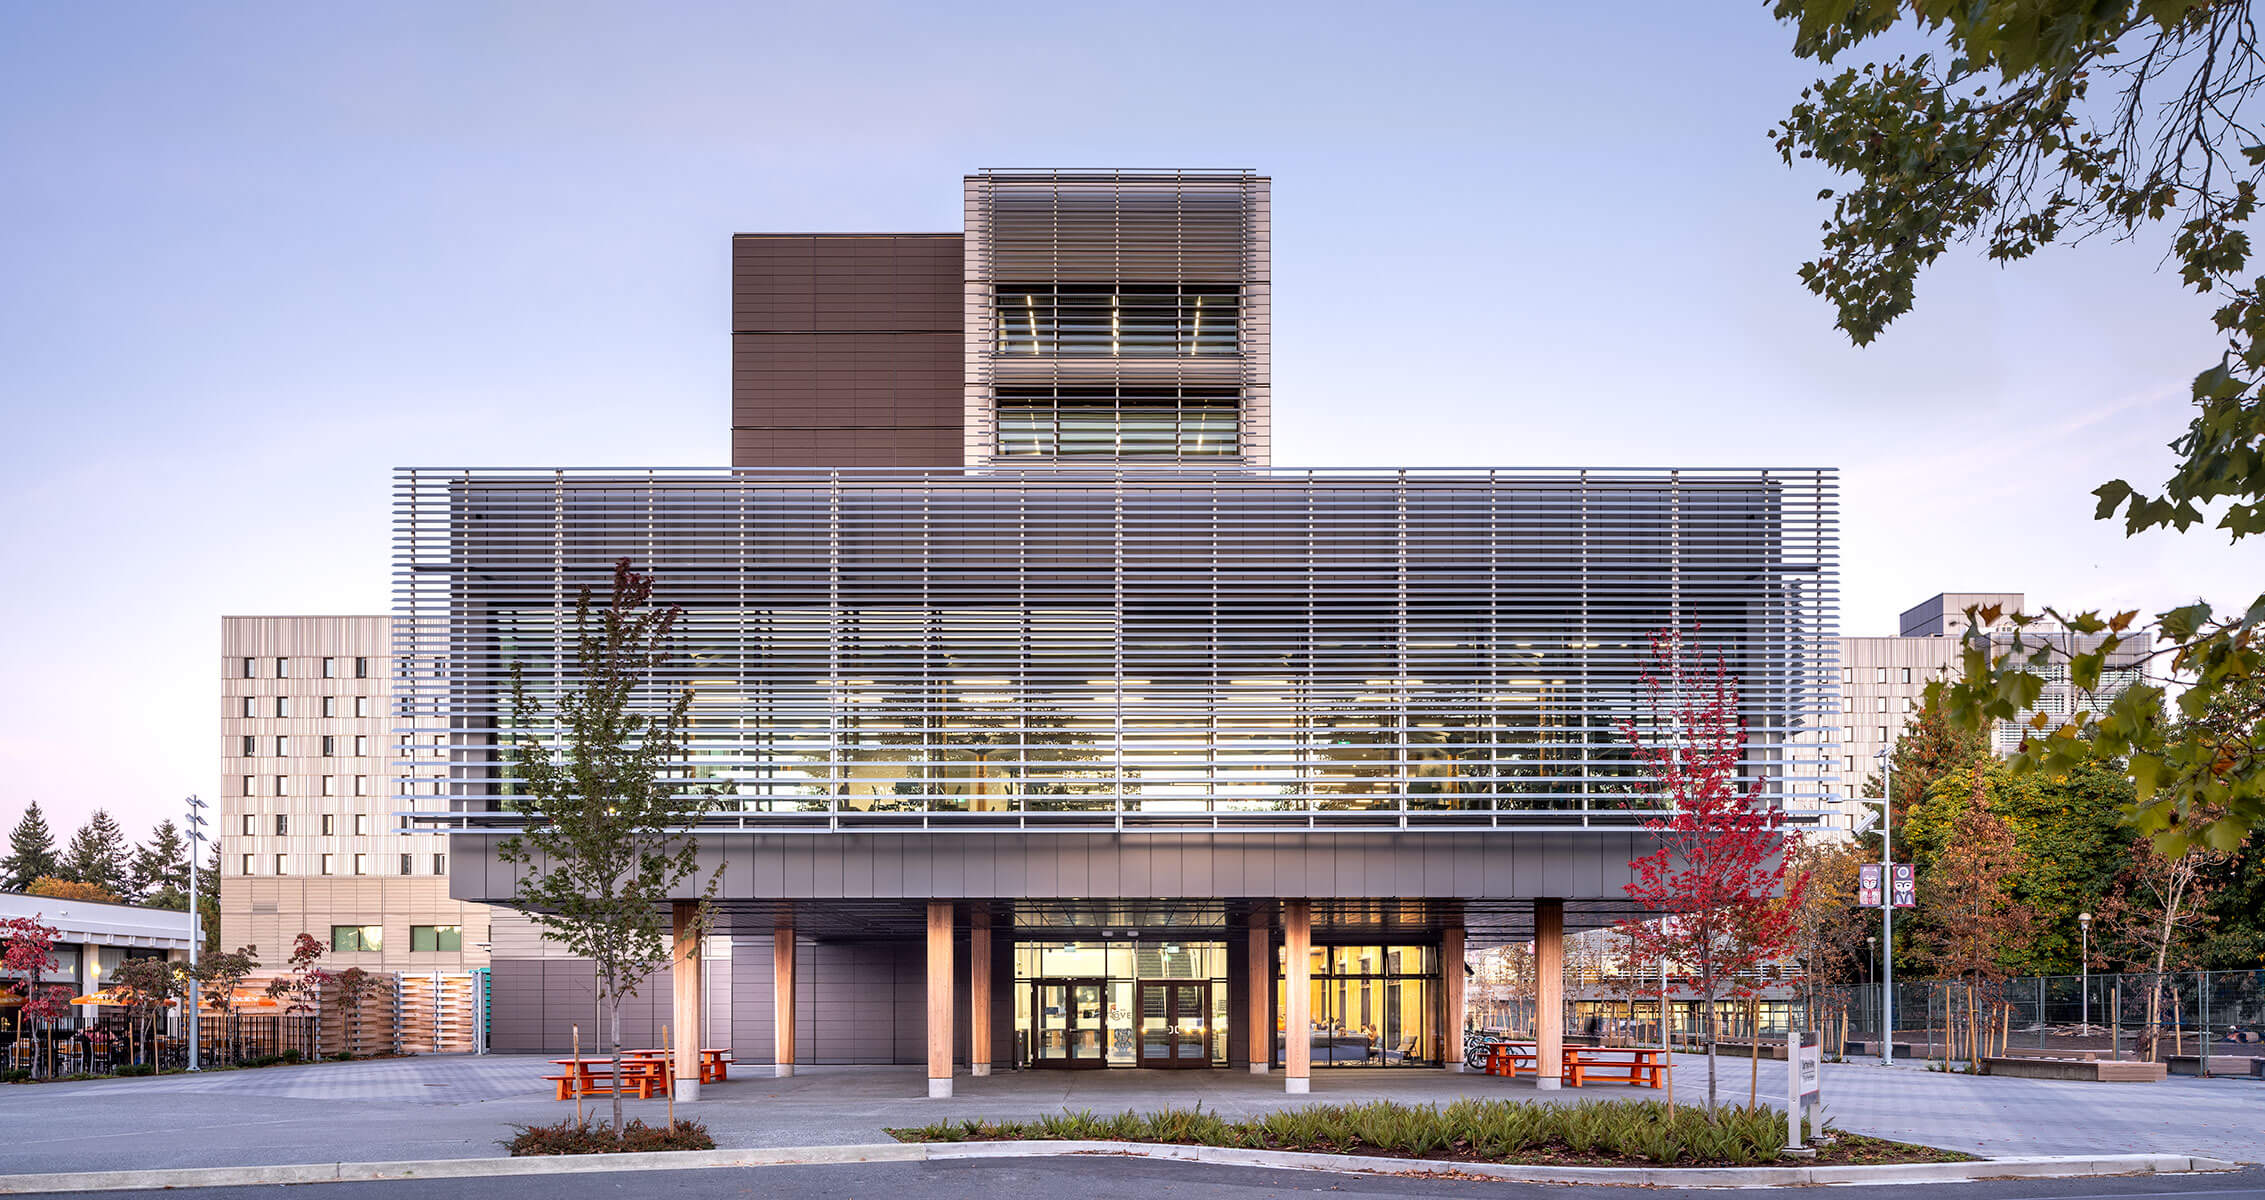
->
(963, 170, 1271, 467)
(393, 467, 1838, 833)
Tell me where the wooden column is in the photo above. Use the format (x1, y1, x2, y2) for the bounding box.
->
(772, 909, 796, 1077)
(1247, 920, 1271, 1074)
(926, 901, 954, 1098)
(1442, 925, 1466, 1071)
(970, 911, 992, 1078)
(670, 901, 703, 1100)
(1283, 899, 1311, 1093)
(1535, 898, 1564, 1090)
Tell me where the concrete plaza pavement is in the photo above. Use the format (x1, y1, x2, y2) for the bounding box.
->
(0, 1052, 2257, 1177)
(47, 1160, 2265, 1200)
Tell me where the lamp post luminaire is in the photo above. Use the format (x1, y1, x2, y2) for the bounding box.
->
(183, 794, 207, 1071)
(2079, 911, 2093, 1033)
(1876, 747, 1893, 1067)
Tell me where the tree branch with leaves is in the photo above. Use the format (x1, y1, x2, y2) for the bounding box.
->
(497, 558, 722, 1135)
(1773, 0, 2265, 850)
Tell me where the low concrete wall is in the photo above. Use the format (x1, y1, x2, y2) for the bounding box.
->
(1983, 1056, 2166, 1082)
(2165, 1054, 2264, 1077)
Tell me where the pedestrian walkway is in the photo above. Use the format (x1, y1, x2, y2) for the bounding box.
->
(0, 1052, 2255, 1177)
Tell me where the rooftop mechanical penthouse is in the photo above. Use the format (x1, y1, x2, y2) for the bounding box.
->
(399, 170, 1841, 1097)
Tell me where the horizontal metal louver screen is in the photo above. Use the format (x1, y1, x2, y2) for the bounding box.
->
(394, 467, 1840, 835)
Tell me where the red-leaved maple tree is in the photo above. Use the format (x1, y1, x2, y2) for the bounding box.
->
(3, 914, 77, 1078)
(1614, 629, 1806, 1114)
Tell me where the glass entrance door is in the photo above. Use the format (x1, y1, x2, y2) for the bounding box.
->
(1031, 978, 1108, 1068)
(1137, 981, 1211, 1068)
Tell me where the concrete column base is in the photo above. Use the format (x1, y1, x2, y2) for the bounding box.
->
(1448, 1062, 1466, 1073)
(773, 1064, 795, 1078)
(1248, 1063, 1268, 1074)
(972, 1063, 992, 1077)
(928, 1077, 953, 1099)
(1534, 1078, 1562, 1091)
(674, 1079, 701, 1101)
(1285, 1076, 1310, 1094)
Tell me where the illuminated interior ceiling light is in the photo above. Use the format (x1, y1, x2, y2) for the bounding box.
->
(952, 678, 1012, 686)
(1110, 293, 1120, 356)
(1484, 694, 1541, 703)
(1363, 678, 1424, 686)
(959, 693, 1014, 704)
(1231, 679, 1292, 687)
(816, 678, 875, 687)
(1189, 294, 1201, 357)
(1024, 294, 1040, 355)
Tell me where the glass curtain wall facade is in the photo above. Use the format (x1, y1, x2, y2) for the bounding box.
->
(1013, 941, 1229, 1068)
(1278, 945, 1440, 1067)
(392, 467, 1840, 829)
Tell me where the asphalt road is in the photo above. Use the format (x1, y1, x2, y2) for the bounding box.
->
(29, 1159, 2265, 1200)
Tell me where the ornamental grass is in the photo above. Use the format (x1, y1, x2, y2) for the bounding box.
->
(889, 1099, 1957, 1168)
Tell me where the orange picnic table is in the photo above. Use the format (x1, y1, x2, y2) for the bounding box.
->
(1479, 1042, 1666, 1088)
(624, 1047, 734, 1085)
(1561, 1046, 1666, 1089)
(543, 1056, 670, 1101)
(1482, 1040, 1540, 1077)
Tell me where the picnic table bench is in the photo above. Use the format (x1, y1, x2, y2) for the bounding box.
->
(544, 1056, 670, 1101)
(1477, 1042, 1666, 1088)
(1561, 1046, 1666, 1089)
(624, 1047, 734, 1085)
(1482, 1040, 1541, 1078)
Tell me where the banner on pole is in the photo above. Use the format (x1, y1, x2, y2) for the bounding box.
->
(1889, 863, 1916, 908)
(1857, 863, 1882, 907)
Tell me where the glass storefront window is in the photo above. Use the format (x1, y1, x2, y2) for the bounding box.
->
(1013, 940, 1228, 1068)
(1277, 942, 1442, 1067)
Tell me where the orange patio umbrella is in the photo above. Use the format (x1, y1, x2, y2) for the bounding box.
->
(201, 988, 278, 1009)
(68, 991, 178, 1007)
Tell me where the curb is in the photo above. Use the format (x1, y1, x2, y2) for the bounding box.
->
(0, 1143, 2239, 1194)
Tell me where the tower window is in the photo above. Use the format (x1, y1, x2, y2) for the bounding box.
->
(994, 283, 1239, 357)
(997, 385, 1239, 459)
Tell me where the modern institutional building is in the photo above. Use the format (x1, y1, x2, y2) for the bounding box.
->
(218, 617, 491, 974)
(395, 169, 1840, 1096)
(1833, 592, 2145, 806)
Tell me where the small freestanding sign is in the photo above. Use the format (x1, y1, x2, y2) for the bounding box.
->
(1786, 1029, 1823, 1150)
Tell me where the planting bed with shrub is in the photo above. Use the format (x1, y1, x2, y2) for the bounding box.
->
(504, 1117, 716, 1156)
(889, 1099, 1968, 1168)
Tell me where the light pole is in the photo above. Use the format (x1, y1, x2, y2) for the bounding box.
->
(2078, 912, 2093, 1034)
(1867, 935, 1877, 985)
(1877, 747, 1893, 1067)
(183, 794, 208, 1072)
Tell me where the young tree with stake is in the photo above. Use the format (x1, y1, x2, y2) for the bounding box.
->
(497, 559, 722, 1137)
(1615, 629, 1806, 1115)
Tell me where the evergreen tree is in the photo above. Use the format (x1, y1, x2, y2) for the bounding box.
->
(59, 810, 129, 898)
(129, 819, 191, 908)
(3, 802, 60, 891)
(1861, 689, 1989, 858)
(196, 842, 221, 954)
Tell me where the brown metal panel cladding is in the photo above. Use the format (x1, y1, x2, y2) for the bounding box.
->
(732, 233, 964, 468)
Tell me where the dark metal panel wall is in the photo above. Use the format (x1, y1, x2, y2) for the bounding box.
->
(732, 234, 964, 468)
(448, 831, 1651, 904)
(487, 958, 669, 1054)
